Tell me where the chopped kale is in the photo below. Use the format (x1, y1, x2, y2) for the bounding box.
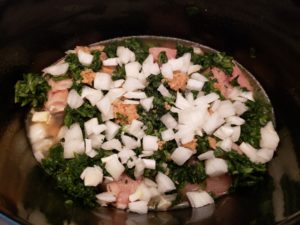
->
(112, 65, 126, 81)
(123, 38, 148, 63)
(230, 76, 239, 87)
(15, 73, 50, 109)
(65, 53, 84, 81)
(157, 51, 168, 64)
(88, 50, 102, 72)
(176, 43, 193, 57)
(239, 100, 271, 148)
(220, 150, 267, 189)
(192, 52, 234, 75)
(64, 101, 101, 128)
(169, 162, 207, 189)
(41, 144, 98, 208)
(103, 41, 118, 58)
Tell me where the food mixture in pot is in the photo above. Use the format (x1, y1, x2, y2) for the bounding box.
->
(15, 38, 280, 214)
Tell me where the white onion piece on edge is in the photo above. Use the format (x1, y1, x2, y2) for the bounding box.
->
(43, 62, 69, 76)
(118, 148, 136, 164)
(104, 155, 125, 180)
(78, 50, 93, 66)
(29, 123, 47, 143)
(134, 158, 145, 179)
(80, 165, 103, 186)
(123, 77, 145, 92)
(186, 191, 214, 208)
(239, 142, 257, 163)
(161, 63, 173, 79)
(186, 79, 204, 91)
(140, 97, 154, 112)
(121, 135, 139, 149)
(67, 89, 84, 109)
(96, 192, 116, 206)
(188, 65, 202, 75)
(202, 112, 225, 135)
(89, 134, 105, 149)
(156, 172, 176, 193)
(217, 100, 235, 118)
(96, 96, 111, 116)
(260, 121, 280, 150)
(175, 92, 192, 110)
(125, 61, 141, 78)
(103, 57, 119, 66)
(124, 91, 147, 99)
(85, 139, 98, 158)
(171, 147, 194, 166)
(128, 201, 148, 214)
(205, 158, 228, 177)
(81, 86, 103, 106)
(256, 148, 274, 163)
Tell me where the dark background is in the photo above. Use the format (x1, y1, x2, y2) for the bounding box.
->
(0, 0, 300, 224)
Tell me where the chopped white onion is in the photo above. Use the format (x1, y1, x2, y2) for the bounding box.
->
(188, 65, 202, 75)
(32, 138, 53, 153)
(140, 97, 154, 112)
(43, 63, 69, 76)
(161, 63, 173, 79)
(118, 148, 136, 164)
(125, 61, 141, 78)
(233, 101, 248, 115)
(239, 142, 257, 163)
(186, 191, 214, 208)
(142, 135, 158, 151)
(101, 139, 122, 151)
(186, 79, 204, 91)
(256, 148, 274, 163)
(113, 79, 125, 88)
(81, 86, 103, 106)
(156, 172, 176, 193)
(202, 112, 225, 135)
(127, 120, 145, 138)
(160, 113, 178, 129)
(260, 121, 280, 150)
(94, 72, 112, 90)
(67, 89, 84, 109)
(105, 155, 125, 180)
(158, 84, 171, 97)
(96, 96, 111, 116)
(78, 50, 93, 66)
(217, 100, 235, 118)
(121, 135, 139, 149)
(161, 129, 175, 141)
(123, 77, 145, 92)
(198, 150, 215, 161)
(213, 125, 234, 140)
(218, 138, 232, 152)
(106, 88, 126, 102)
(96, 192, 116, 205)
(134, 158, 145, 178)
(226, 116, 245, 126)
(105, 121, 120, 140)
(175, 92, 192, 110)
(124, 91, 147, 99)
(84, 118, 98, 136)
(63, 139, 85, 158)
(191, 72, 208, 82)
(231, 126, 241, 142)
(142, 159, 156, 170)
(92, 124, 106, 135)
(103, 57, 119, 66)
(80, 165, 103, 186)
(64, 123, 83, 142)
(85, 139, 98, 158)
(128, 201, 148, 214)
(205, 158, 228, 177)
(117, 46, 135, 64)
(171, 147, 194, 166)
(89, 134, 105, 149)
(29, 123, 47, 143)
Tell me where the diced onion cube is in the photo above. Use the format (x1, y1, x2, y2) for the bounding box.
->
(143, 135, 158, 151)
(78, 50, 93, 66)
(94, 73, 112, 90)
(156, 172, 176, 193)
(186, 191, 214, 208)
(171, 147, 194, 166)
(205, 158, 228, 177)
(80, 165, 103, 186)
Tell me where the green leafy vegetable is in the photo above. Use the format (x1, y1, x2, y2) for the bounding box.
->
(176, 43, 193, 57)
(103, 42, 118, 58)
(15, 73, 50, 109)
(240, 100, 271, 148)
(41, 144, 98, 208)
(192, 52, 234, 75)
(157, 51, 168, 64)
(169, 162, 207, 189)
(123, 38, 148, 63)
(217, 150, 267, 189)
(196, 136, 209, 154)
(64, 101, 101, 128)
(65, 53, 83, 81)
(88, 50, 102, 72)
(112, 65, 126, 81)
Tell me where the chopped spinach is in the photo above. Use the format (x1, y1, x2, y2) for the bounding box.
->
(15, 73, 50, 109)
(123, 38, 148, 63)
(103, 41, 118, 58)
(196, 136, 209, 154)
